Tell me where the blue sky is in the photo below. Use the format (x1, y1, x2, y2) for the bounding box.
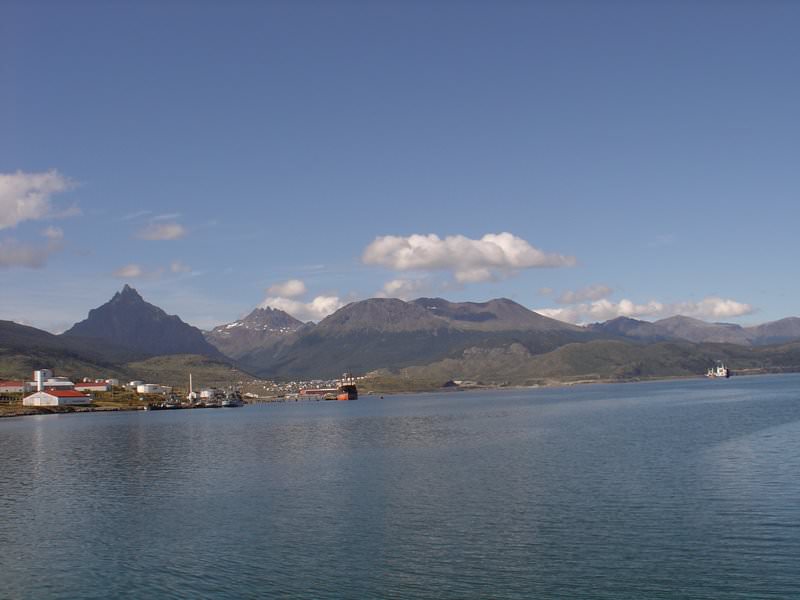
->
(2, 1, 798, 332)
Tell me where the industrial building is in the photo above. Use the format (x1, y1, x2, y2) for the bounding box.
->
(23, 390, 91, 407)
(22, 369, 90, 406)
(74, 382, 111, 392)
(136, 383, 171, 395)
(0, 380, 32, 393)
(27, 369, 75, 390)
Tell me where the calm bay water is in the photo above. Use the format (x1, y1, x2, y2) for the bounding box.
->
(2, 374, 800, 599)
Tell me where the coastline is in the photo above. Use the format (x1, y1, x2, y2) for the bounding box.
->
(3, 368, 796, 420)
(0, 405, 141, 419)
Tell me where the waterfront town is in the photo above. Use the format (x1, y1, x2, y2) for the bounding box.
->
(0, 368, 366, 415)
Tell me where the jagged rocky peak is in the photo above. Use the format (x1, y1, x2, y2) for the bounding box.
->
(214, 306, 303, 335)
(112, 283, 144, 302)
(204, 305, 305, 359)
(62, 285, 224, 359)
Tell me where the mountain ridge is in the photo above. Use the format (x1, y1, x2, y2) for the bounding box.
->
(589, 314, 800, 346)
(233, 297, 597, 378)
(205, 306, 304, 359)
(214, 297, 800, 378)
(6, 288, 800, 385)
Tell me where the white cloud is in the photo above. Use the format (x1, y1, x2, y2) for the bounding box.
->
(0, 229, 65, 269)
(0, 170, 76, 230)
(673, 297, 755, 320)
(267, 279, 307, 298)
(362, 232, 576, 283)
(113, 264, 145, 278)
(557, 284, 613, 304)
(42, 226, 64, 241)
(537, 296, 754, 324)
(377, 278, 431, 300)
(113, 260, 193, 279)
(170, 260, 191, 274)
(136, 222, 187, 240)
(260, 295, 344, 323)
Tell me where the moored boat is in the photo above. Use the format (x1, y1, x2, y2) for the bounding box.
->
(221, 390, 245, 407)
(706, 362, 730, 378)
(336, 373, 358, 400)
(298, 374, 359, 401)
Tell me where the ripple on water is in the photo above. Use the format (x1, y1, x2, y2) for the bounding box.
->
(1, 375, 800, 598)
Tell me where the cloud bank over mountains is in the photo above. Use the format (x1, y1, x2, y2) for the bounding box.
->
(265, 232, 578, 321)
(260, 279, 344, 322)
(262, 235, 755, 326)
(377, 278, 433, 300)
(0, 178, 759, 329)
(266, 279, 307, 298)
(538, 296, 754, 324)
(260, 294, 344, 323)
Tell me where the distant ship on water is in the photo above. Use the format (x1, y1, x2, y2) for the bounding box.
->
(706, 362, 730, 378)
(298, 373, 359, 401)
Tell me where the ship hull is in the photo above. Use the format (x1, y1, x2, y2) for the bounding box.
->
(336, 384, 358, 400)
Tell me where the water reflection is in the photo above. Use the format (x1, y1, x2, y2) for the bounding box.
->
(1, 375, 800, 598)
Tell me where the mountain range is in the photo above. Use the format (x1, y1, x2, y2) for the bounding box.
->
(0, 285, 237, 387)
(588, 315, 800, 346)
(214, 296, 800, 380)
(3, 285, 800, 387)
(233, 297, 594, 378)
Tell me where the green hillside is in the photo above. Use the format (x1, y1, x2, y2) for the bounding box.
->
(0, 320, 251, 388)
(126, 355, 253, 388)
(390, 340, 800, 387)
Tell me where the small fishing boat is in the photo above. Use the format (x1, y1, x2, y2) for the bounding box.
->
(221, 390, 245, 407)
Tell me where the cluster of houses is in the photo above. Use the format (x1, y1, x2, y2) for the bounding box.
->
(0, 369, 171, 407)
(251, 376, 365, 399)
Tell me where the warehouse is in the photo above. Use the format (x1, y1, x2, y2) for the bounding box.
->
(23, 390, 91, 407)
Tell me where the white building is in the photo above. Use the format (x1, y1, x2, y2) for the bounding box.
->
(136, 384, 170, 395)
(27, 376, 75, 390)
(26, 370, 75, 391)
(23, 390, 91, 406)
(33, 369, 54, 382)
(74, 382, 110, 392)
(0, 380, 33, 393)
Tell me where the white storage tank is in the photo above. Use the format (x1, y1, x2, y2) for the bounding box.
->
(136, 384, 169, 394)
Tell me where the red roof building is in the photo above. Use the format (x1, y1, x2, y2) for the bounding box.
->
(0, 380, 30, 393)
(23, 389, 91, 407)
